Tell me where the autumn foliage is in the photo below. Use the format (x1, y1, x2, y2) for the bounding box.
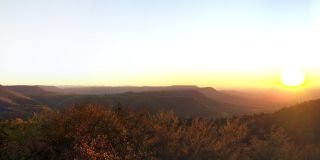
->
(0, 104, 319, 159)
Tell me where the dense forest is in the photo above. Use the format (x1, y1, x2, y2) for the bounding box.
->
(1, 100, 320, 159)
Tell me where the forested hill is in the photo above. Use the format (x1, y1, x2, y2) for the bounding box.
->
(0, 84, 318, 121)
(247, 99, 320, 145)
(0, 85, 36, 106)
(1, 100, 320, 159)
(1, 85, 274, 119)
(0, 85, 49, 119)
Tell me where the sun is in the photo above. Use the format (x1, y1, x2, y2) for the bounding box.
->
(280, 66, 305, 87)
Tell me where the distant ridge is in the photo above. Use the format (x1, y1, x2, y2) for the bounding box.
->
(41, 85, 210, 95)
(2, 84, 308, 119)
(10, 85, 279, 113)
(5, 85, 57, 95)
(0, 85, 48, 119)
(0, 85, 36, 105)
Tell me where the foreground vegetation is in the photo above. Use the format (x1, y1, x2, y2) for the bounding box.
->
(1, 103, 320, 159)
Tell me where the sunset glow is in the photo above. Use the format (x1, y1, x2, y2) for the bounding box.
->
(280, 66, 305, 87)
(1, 0, 320, 89)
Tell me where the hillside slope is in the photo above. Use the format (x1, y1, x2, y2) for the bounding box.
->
(32, 90, 257, 118)
(248, 99, 320, 144)
(0, 85, 49, 119)
(0, 85, 37, 105)
(6, 85, 56, 95)
(2, 100, 320, 159)
(40, 85, 281, 112)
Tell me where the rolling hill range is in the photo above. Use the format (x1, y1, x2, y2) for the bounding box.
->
(2, 91, 320, 159)
(2, 83, 320, 144)
(0, 85, 49, 119)
(41, 85, 202, 95)
(6, 85, 57, 95)
(31, 90, 265, 117)
(40, 85, 310, 109)
(10, 85, 282, 110)
(1, 85, 314, 119)
(2, 97, 320, 159)
(0, 85, 37, 106)
(0, 85, 274, 119)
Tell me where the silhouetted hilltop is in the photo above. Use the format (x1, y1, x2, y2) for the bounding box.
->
(3, 85, 317, 120)
(0, 85, 283, 119)
(0, 85, 36, 105)
(42, 85, 201, 95)
(6, 85, 57, 95)
(34, 85, 278, 111)
(247, 99, 320, 144)
(31, 90, 262, 118)
(38, 85, 291, 111)
(198, 87, 276, 111)
(7, 85, 315, 109)
(0, 85, 49, 119)
(0, 85, 274, 119)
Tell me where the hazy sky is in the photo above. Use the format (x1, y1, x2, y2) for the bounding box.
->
(1, 0, 320, 88)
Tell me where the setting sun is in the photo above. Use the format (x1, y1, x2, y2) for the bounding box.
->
(280, 66, 305, 87)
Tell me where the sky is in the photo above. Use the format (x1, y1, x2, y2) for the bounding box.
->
(1, 0, 320, 88)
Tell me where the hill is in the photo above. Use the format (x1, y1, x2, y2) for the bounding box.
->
(42, 85, 201, 95)
(6, 85, 303, 112)
(248, 99, 320, 145)
(0, 85, 36, 105)
(0, 85, 272, 119)
(32, 90, 259, 118)
(5, 85, 57, 95)
(197, 87, 279, 112)
(4, 85, 312, 119)
(2, 101, 320, 159)
(40, 85, 287, 111)
(0, 85, 49, 119)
